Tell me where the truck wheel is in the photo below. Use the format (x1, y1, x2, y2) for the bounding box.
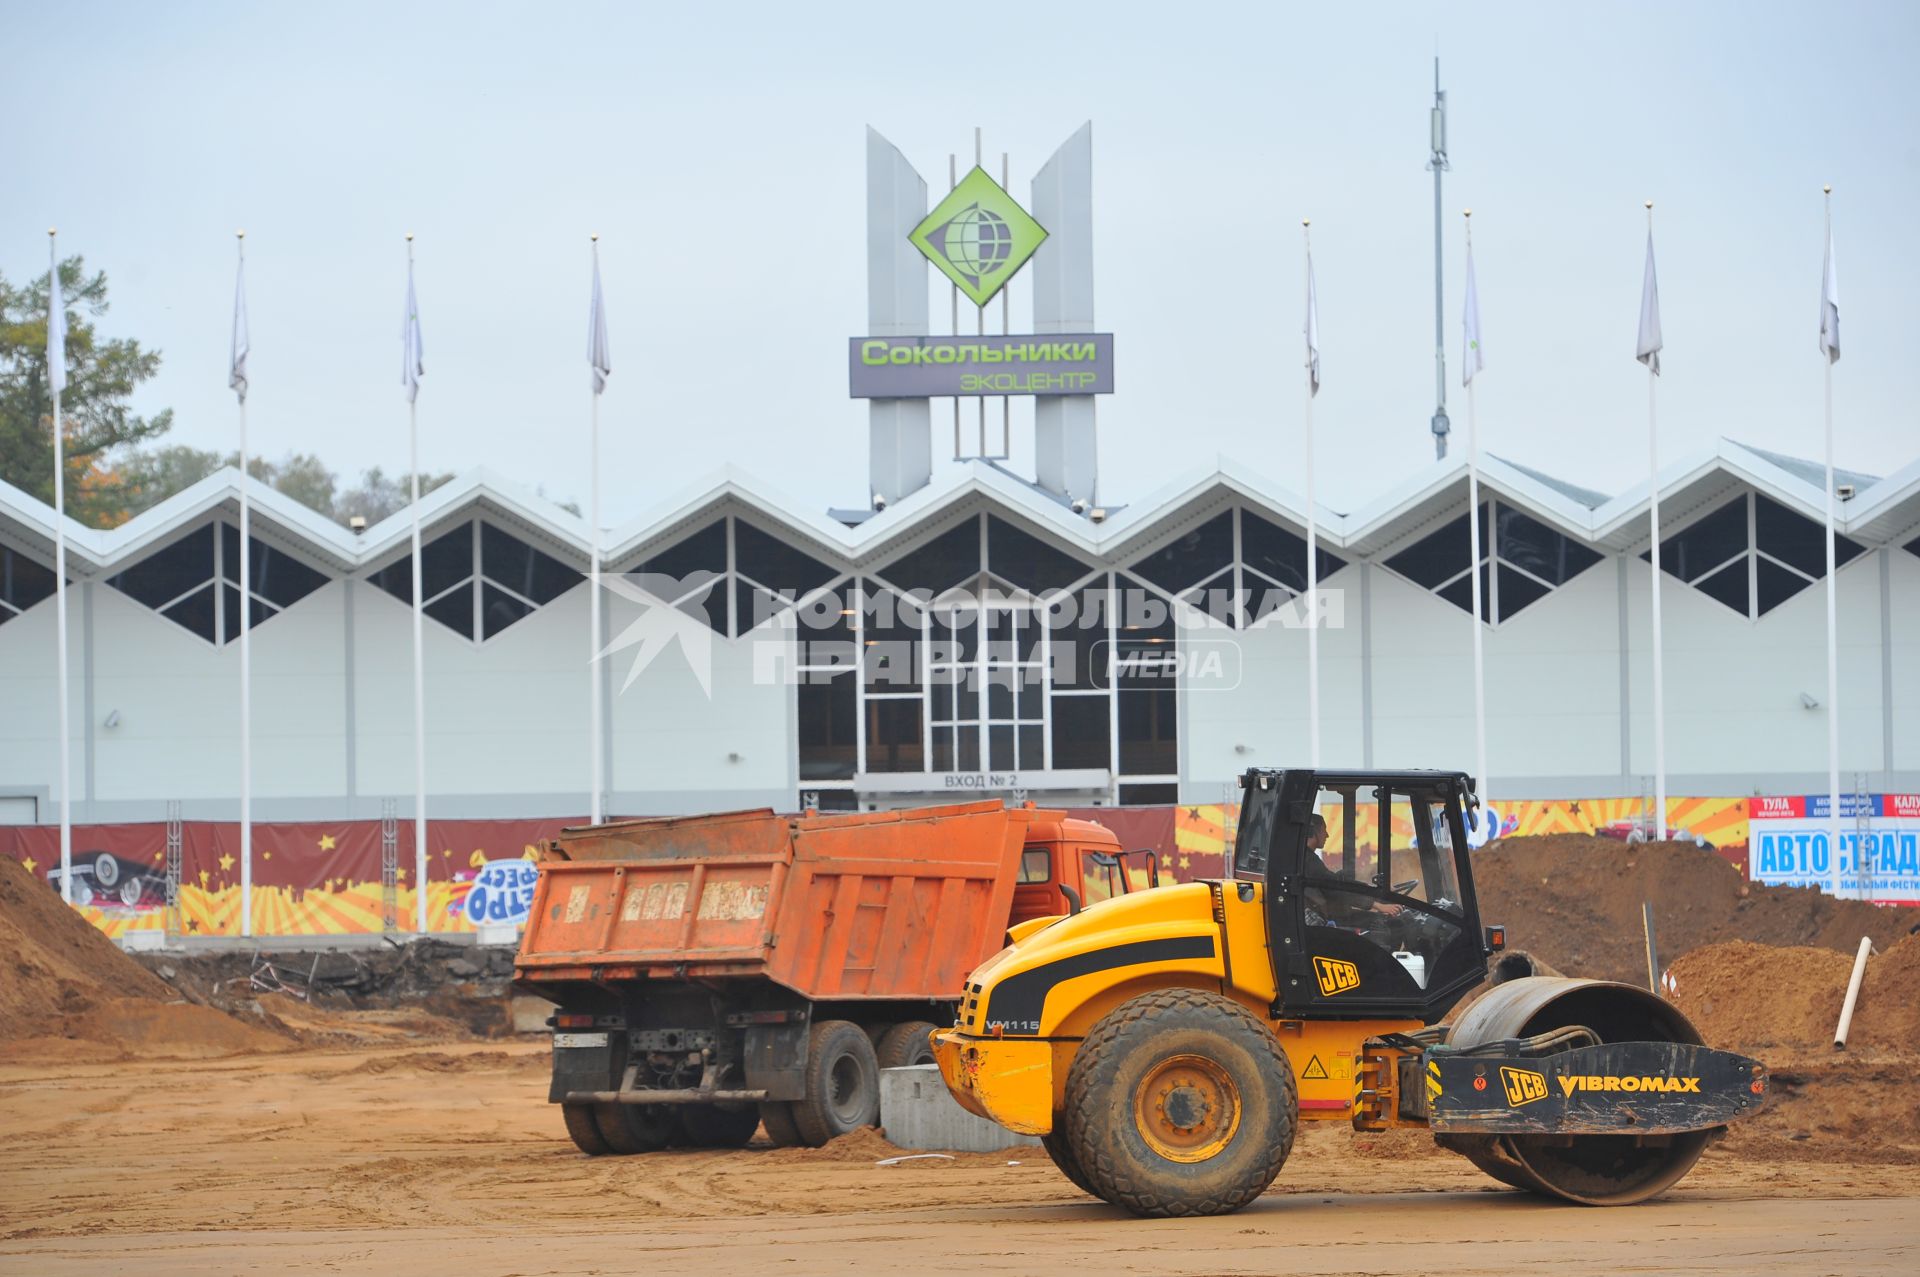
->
(1042, 1129, 1101, 1198)
(593, 1102, 680, 1154)
(680, 1103, 762, 1148)
(791, 1019, 881, 1146)
(92, 853, 119, 887)
(875, 1021, 938, 1069)
(119, 877, 145, 908)
(1064, 988, 1295, 1218)
(562, 1102, 613, 1155)
(758, 1101, 806, 1147)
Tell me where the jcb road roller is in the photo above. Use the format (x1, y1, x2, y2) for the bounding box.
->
(932, 767, 1768, 1217)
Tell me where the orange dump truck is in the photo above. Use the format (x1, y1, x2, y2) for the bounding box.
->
(513, 800, 1153, 1155)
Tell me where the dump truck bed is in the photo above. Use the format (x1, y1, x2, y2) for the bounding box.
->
(514, 800, 1035, 1001)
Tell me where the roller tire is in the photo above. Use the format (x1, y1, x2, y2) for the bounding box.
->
(679, 1102, 763, 1148)
(758, 1100, 806, 1147)
(1064, 988, 1295, 1218)
(1042, 1129, 1101, 1198)
(561, 1102, 612, 1155)
(875, 1021, 939, 1070)
(593, 1101, 679, 1154)
(791, 1019, 881, 1147)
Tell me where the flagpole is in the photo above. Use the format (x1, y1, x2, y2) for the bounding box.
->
(235, 232, 253, 938)
(406, 234, 429, 934)
(1821, 185, 1842, 899)
(47, 230, 73, 905)
(1301, 219, 1320, 769)
(1644, 200, 1668, 844)
(588, 236, 605, 825)
(1463, 211, 1488, 807)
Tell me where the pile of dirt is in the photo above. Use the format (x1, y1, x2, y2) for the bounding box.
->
(1666, 934, 1920, 1053)
(0, 855, 287, 1058)
(1474, 834, 1915, 986)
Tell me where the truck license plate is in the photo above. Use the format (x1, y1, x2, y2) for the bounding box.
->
(553, 1032, 609, 1049)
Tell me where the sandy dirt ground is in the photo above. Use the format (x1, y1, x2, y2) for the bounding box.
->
(1, 1039, 1914, 1277)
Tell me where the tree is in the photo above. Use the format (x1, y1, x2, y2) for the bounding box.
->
(0, 256, 172, 523)
(334, 466, 455, 526)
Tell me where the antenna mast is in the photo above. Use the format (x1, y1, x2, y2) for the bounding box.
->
(1428, 57, 1450, 460)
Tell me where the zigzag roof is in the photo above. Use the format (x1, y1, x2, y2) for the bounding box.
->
(3, 438, 1917, 582)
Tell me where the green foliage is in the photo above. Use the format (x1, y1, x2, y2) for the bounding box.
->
(0, 256, 172, 523)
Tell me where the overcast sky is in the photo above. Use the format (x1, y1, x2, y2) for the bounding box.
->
(7, 0, 1916, 525)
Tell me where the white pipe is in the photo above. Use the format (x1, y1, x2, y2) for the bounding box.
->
(1833, 935, 1872, 1050)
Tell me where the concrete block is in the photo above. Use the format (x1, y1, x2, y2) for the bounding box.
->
(115, 930, 168, 953)
(879, 1065, 1041, 1153)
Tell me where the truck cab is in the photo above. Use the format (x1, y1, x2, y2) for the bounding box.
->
(1011, 816, 1160, 928)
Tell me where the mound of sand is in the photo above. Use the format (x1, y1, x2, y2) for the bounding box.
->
(1473, 834, 1915, 986)
(0, 855, 287, 1058)
(1667, 934, 1920, 1053)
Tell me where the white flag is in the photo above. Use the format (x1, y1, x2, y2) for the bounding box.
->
(1636, 230, 1662, 375)
(402, 262, 424, 404)
(588, 249, 611, 395)
(1819, 226, 1840, 364)
(47, 255, 67, 396)
(230, 254, 250, 404)
(1305, 254, 1321, 397)
(1462, 244, 1484, 386)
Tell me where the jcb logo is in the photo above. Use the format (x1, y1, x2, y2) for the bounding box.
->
(1312, 957, 1361, 996)
(1499, 1067, 1548, 1106)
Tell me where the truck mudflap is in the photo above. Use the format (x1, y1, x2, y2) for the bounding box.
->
(1425, 1041, 1767, 1135)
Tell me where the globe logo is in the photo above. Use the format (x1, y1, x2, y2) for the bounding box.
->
(929, 202, 1013, 287)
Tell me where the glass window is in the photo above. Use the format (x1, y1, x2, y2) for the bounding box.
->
(1081, 855, 1123, 904)
(1495, 563, 1551, 619)
(1657, 499, 1746, 583)
(864, 699, 923, 773)
(1118, 687, 1177, 775)
(1496, 505, 1601, 587)
(480, 523, 578, 607)
(734, 518, 837, 598)
(798, 673, 856, 780)
(1242, 510, 1345, 592)
(861, 582, 924, 694)
(1754, 555, 1811, 614)
(0, 547, 57, 623)
(371, 526, 471, 607)
(1118, 782, 1178, 806)
(1754, 494, 1864, 579)
(1435, 563, 1491, 622)
(221, 523, 328, 609)
(878, 518, 979, 595)
(1385, 509, 1482, 591)
(109, 526, 214, 610)
(1692, 558, 1750, 616)
(634, 519, 726, 585)
(480, 583, 535, 639)
(986, 516, 1092, 594)
(1130, 512, 1232, 596)
(1050, 696, 1109, 770)
(162, 584, 217, 643)
(1018, 848, 1051, 884)
(422, 587, 475, 638)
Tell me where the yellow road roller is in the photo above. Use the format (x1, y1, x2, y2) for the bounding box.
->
(932, 768, 1768, 1217)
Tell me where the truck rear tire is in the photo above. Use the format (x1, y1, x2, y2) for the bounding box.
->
(680, 1102, 762, 1148)
(791, 1019, 881, 1147)
(562, 1102, 612, 1155)
(593, 1101, 680, 1154)
(875, 1021, 938, 1070)
(758, 1101, 806, 1147)
(1064, 988, 1296, 1218)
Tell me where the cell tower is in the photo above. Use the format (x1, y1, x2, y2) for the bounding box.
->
(1428, 58, 1450, 461)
